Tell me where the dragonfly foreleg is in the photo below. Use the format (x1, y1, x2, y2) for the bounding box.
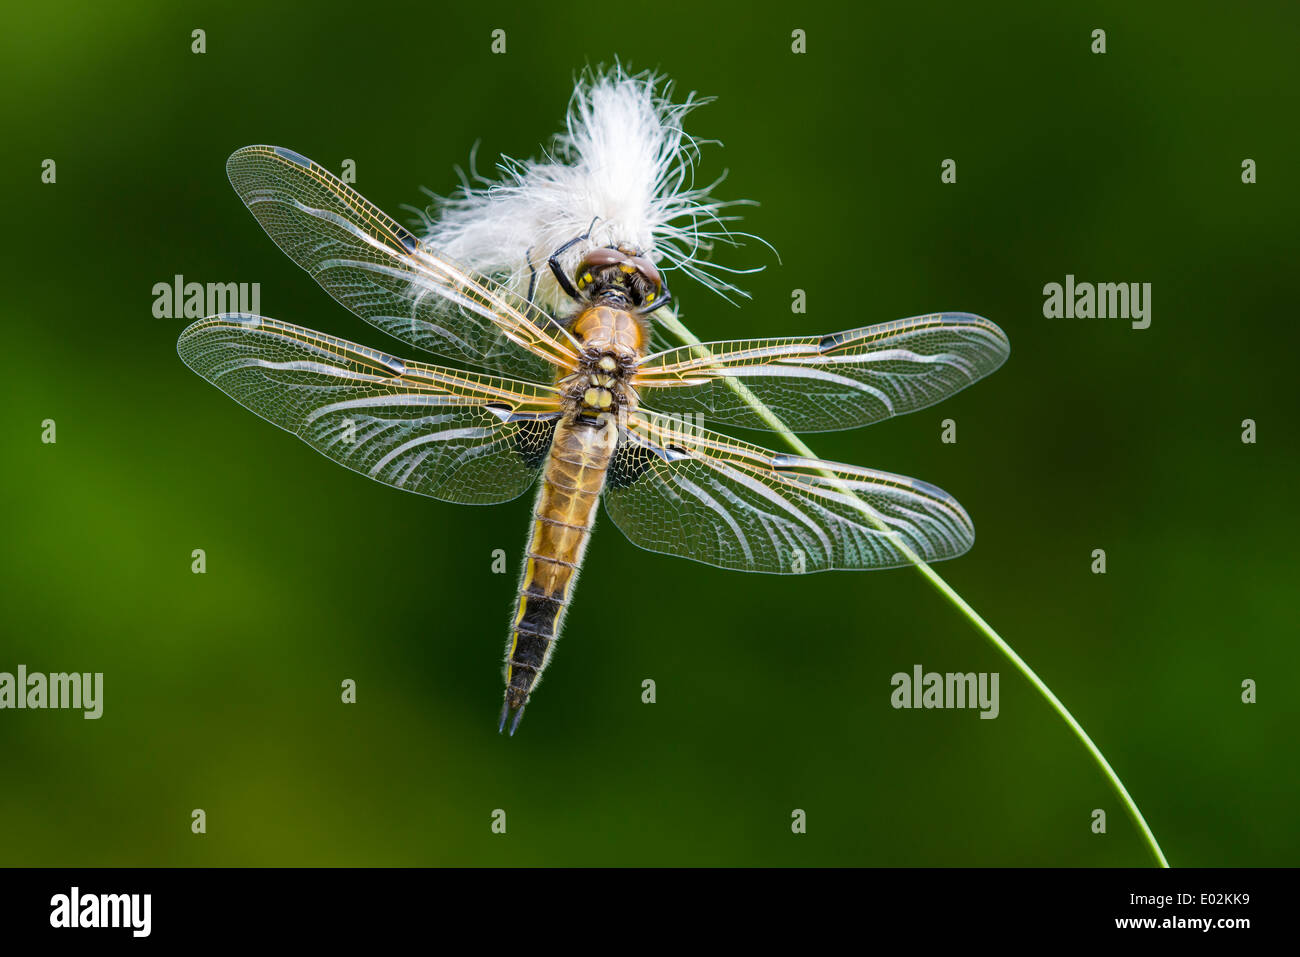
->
(547, 216, 601, 302)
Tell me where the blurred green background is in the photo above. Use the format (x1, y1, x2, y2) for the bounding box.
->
(1, 1, 1296, 866)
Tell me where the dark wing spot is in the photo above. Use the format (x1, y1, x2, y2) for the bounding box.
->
(512, 416, 558, 471)
(484, 405, 557, 469)
(608, 441, 692, 488)
(817, 331, 848, 353)
(607, 443, 656, 489)
(486, 404, 563, 425)
(394, 225, 419, 253)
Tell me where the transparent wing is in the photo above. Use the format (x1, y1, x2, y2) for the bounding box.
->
(645, 311, 685, 357)
(634, 313, 1008, 433)
(178, 314, 562, 505)
(604, 409, 975, 573)
(226, 145, 581, 381)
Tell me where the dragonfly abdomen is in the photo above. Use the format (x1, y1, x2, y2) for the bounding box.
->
(502, 415, 618, 733)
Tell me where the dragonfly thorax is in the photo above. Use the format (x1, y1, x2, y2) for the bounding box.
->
(564, 345, 639, 420)
(563, 300, 644, 420)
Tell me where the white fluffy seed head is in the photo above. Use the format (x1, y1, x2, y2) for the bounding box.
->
(420, 64, 764, 311)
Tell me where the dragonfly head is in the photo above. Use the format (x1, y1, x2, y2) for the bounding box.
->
(574, 244, 663, 308)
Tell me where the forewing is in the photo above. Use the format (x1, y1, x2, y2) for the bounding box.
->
(178, 314, 561, 504)
(634, 313, 1008, 432)
(604, 410, 975, 573)
(225, 145, 580, 380)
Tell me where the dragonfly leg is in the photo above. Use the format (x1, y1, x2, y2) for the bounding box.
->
(524, 246, 542, 305)
(547, 216, 600, 302)
(524, 247, 564, 324)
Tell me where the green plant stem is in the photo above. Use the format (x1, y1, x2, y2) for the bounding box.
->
(657, 310, 1170, 868)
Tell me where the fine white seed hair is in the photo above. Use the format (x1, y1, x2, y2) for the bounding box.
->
(418, 64, 765, 310)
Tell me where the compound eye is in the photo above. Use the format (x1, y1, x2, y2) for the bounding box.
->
(580, 247, 627, 271)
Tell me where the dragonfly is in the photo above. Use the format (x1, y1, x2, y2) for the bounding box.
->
(178, 145, 1010, 734)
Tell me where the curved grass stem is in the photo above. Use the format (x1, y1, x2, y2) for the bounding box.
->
(657, 310, 1169, 868)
